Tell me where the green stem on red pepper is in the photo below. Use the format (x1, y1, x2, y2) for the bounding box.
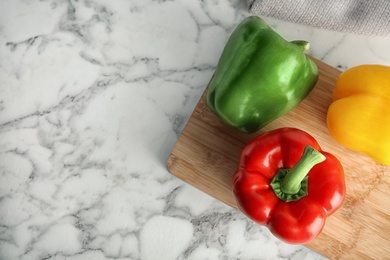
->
(271, 145, 326, 202)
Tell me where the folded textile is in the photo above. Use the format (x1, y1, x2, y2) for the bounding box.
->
(246, 0, 390, 36)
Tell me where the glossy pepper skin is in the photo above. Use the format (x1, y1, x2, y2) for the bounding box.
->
(207, 16, 319, 134)
(232, 128, 346, 244)
(327, 65, 390, 165)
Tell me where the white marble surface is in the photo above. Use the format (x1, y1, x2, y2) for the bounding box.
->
(1, 0, 390, 259)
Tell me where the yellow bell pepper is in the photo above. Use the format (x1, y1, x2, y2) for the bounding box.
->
(327, 64, 390, 165)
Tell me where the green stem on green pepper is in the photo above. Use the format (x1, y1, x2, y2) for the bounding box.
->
(291, 40, 310, 52)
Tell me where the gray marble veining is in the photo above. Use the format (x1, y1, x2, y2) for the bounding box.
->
(1, 0, 390, 259)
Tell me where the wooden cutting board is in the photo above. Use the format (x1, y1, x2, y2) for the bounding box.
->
(167, 57, 390, 260)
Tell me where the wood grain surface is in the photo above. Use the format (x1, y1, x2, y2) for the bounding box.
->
(167, 57, 390, 259)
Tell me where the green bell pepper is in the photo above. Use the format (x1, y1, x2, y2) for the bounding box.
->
(207, 16, 319, 134)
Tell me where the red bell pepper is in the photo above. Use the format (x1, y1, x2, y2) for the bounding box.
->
(232, 128, 346, 244)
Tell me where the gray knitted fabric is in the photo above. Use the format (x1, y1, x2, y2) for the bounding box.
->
(247, 0, 390, 36)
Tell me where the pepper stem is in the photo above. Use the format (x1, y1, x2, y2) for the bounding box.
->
(270, 145, 326, 202)
(291, 40, 310, 52)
